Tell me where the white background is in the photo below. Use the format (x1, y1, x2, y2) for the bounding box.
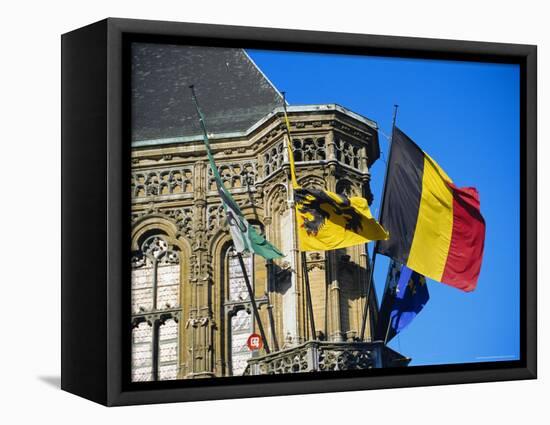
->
(0, 0, 546, 422)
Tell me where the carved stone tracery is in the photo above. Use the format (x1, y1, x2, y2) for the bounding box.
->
(207, 161, 257, 191)
(291, 137, 326, 162)
(132, 167, 193, 198)
(335, 138, 361, 169)
(263, 142, 285, 177)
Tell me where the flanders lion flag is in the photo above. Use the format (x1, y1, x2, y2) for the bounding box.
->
(283, 113, 389, 252)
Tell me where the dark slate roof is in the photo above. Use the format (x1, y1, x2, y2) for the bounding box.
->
(131, 43, 283, 142)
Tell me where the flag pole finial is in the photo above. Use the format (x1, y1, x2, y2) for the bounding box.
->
(392, 104, 399, 130)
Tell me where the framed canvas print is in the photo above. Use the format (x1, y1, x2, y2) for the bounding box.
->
(61, 18, 537, 406)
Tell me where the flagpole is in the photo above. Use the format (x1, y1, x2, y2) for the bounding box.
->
(189, 85, 271, 354)
(236, 252, 271, 354)
(281, 92, 317, 341)
(359, 104, 399, 341)
(265, 289, 280, 351)
(301, 251, 317, 340)
(189, 85, 212, 150)
(382, 259, 398, 344)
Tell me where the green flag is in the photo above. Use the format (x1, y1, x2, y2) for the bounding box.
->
(190, 87, 284, 260)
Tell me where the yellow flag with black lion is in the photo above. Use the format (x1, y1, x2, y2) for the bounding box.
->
(282, 109, 389, 252)
(294, 186, 389, 251)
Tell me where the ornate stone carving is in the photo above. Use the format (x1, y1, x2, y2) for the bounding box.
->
(142, 235, 168, 258)
(207, 204, 226, 234)
(291, 137, 326, 162)
(258, 347, 309, 375)
(263, 142, 285, 177)
(335, 138, 361, 169)
(163, 207, 194, 238)
(306, 251, 326, 271)
(132, 167, 193, 198)
(207, 161, 257, 191)
(245, 341, 406, 376)
(318, 347, 374, 371)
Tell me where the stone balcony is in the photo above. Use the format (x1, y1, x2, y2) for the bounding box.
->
(244, 341, 410, 375)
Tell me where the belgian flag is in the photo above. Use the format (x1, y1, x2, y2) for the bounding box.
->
(376, 128, 485, 292)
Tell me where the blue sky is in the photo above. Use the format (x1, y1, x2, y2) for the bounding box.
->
(248, 49, 520, 366)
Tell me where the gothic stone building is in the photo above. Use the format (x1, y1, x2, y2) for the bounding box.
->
(130, 43, 408, 381)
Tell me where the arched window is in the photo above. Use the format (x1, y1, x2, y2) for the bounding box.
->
(131, 234, 181, 382)
(225, 247, 254, 376)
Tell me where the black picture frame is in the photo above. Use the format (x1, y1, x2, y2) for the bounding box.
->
(61, 17, 537, 406)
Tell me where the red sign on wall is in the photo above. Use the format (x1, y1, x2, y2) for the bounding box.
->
(246, 333, 263, 351)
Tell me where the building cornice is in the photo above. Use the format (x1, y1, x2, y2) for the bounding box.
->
(131, 104, 378, 148)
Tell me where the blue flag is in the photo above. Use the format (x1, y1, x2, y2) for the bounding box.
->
(377, 263, 429, 343)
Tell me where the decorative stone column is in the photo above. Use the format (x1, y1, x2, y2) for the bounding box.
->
(326, 130, 337, 164)
(281, 131, 301, 346)
(186, 160, 215, 377)
(326, 161, 344, 342)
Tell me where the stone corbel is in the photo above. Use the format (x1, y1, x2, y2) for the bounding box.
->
(306, 251, 326, 271)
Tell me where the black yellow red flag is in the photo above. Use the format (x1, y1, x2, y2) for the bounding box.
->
(376, 128, 485, 291)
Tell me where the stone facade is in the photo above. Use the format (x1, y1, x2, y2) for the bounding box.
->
(130, 104, 395, 381)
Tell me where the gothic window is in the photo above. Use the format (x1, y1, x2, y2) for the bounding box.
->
(263, 142, 284, 177)
(158, 318, 179, 380)
(131, 322, 153, 382)
(230, 309, 253, 376)
(131, 234, 181, 382)
(335, 138, 360, 169)
(225, 248, 254, 376)
(292, 137, 326, 162)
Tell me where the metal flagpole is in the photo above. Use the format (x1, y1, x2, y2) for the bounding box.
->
(264, 289, 280, 351)
(382, 259, 398, 344)
(236, 253, 271, 354)
(189, 84, 271, 354)
(359, 104, 399, 342)
(281, 92, 317, 341)
(301, 251, 317, 340)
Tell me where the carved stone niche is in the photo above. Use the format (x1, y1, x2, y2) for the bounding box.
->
(306, 251, 326, 271)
